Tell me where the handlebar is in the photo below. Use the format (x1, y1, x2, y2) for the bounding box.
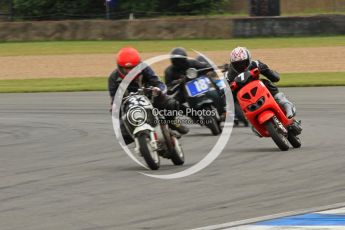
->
(250, 68, 260, 79)
(231, 68, 261, 92)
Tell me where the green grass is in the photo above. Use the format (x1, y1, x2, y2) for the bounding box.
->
(0, 36, 345, 56)
(0, 72, 344, 93)
(278, 72, 345, 87)
(0, 77, 107, 93)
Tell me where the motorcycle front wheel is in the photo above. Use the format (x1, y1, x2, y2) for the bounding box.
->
(265, 118, 289, 151)
(137, 132, 160, 170)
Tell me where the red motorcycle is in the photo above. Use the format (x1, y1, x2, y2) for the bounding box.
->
(231, 68, 302, 151)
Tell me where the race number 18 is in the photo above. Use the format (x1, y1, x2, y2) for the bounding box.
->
(194, 78, 209, 92)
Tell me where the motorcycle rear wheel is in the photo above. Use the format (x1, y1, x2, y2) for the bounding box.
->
(265, 118, 289, 151)
(170, 136, 185, 165)
(203, 107, 221, 136)
(137, 132, 160, 170)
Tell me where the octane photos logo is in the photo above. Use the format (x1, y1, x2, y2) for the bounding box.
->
(126, 106, 147, 127)
(153, 108, 217, 118)
(128, 106, 217, 126)
(112, 51, 235, 179)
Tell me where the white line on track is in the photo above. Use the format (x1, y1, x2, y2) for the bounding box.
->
(190, 202, 345, 230)
(228, 226, 345, 230)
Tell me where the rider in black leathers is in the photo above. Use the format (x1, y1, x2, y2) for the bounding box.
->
(165, 47, 209, 91)
(164, 47, 213, 122)
(226, 47, 296, 119)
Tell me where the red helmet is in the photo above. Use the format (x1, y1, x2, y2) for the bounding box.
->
(116, 47, 141, 78)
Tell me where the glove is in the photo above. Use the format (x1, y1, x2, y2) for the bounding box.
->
(221, 63, 229, 72)
(258, 61, 269, 72)
(250, 68, 260, 79)
(230, 82, 238, 91)
(152, 87, 162, 96)
(171, 78, 184, 85)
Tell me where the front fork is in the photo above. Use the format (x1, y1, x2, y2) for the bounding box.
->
(134, 130, 159, 155)
(272, 116, 288, 136)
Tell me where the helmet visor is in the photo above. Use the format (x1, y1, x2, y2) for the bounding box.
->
(171, 58, 188, 69)
(232, 60, 250, 73)
(118, 66, 134, 77)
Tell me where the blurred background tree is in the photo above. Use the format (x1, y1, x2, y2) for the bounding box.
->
(7, 0, 345, 21)
(13, 0, 105, 19)
(12, 0, 228, 20)
(157, 0, 226, 15)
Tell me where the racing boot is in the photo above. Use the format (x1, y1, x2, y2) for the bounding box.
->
(169, 120, 189, 135)
(156, 96, 189, 135)
(274, 92, 296, 119)
(181, 104, 201, 125)
(289, 119, 302, 136)
(234, 116, 239, 127)
(251, 126, 262, 138)
(121, 123, 134, 145)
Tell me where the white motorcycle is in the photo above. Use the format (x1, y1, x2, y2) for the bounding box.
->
(121, 88, 185, 170)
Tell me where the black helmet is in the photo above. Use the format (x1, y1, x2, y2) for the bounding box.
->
(170, 47, 188, 69)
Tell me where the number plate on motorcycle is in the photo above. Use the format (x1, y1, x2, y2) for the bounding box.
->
(185, 76, 211, 97)
(215, 79, 226, 90)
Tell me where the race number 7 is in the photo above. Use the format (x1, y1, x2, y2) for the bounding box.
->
(238, 73, 245, 82)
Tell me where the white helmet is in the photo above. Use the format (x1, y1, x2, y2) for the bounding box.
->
(230, 47, 251, 73)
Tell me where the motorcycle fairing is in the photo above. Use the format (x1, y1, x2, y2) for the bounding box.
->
(237, 80, 292, 137)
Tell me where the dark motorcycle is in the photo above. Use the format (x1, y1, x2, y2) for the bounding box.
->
(169, 68, 225, 135)
(234, 99, 249, 127)
(221, 68, 249, 127)
(121, 88, 185, 170)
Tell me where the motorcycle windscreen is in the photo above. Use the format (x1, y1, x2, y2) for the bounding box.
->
(185, 76, 212, 97)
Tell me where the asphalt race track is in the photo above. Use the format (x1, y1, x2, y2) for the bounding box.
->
(1, 87, 345, 230)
